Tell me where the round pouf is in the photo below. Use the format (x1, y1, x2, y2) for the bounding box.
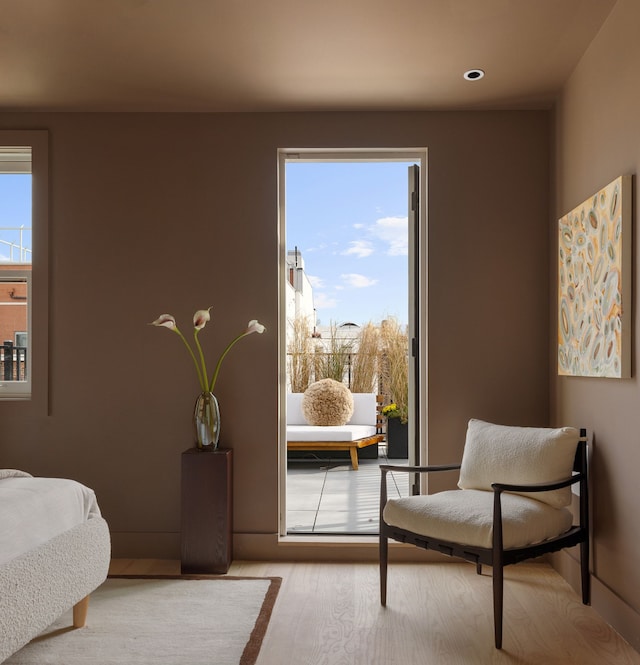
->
(302, 379, 354, 426)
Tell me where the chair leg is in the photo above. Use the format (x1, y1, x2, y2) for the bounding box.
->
(349, 447, 359, 470)
(493, 564, 504, 649)
(476, 562, 482, 575)
(580, 540, 591, 605)
(380, 533, 388, 606)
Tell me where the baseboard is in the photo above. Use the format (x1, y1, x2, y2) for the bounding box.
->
(110, 531, 180, 559)
(234, 531, 448, 563)
(552, 549, 640, 652)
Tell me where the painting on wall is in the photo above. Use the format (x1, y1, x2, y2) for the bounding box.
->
(558, 175, 632, 378)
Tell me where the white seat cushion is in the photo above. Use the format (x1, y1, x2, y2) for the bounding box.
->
(287, 424, 376, 442)
(383, 489, 573, 549)
(458, 419, 580, 508)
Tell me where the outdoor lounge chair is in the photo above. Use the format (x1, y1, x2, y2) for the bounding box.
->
(286, 392, 385, 470)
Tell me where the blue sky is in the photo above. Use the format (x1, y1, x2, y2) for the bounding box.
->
(2, 164, 414, 325)
(0, 175, 32, 262)
(285, 160, 416, 327)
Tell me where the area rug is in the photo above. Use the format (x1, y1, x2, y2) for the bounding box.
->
(6, 576, 281, 665)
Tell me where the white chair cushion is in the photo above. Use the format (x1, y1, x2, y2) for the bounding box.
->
(383, 489, 573, 549)
(458, 419, 579, 508)
(349, 393, 377, 426)
(287, 393, 307, 426)
(286, 424, 376, 442)
(287, 393, 376, 426)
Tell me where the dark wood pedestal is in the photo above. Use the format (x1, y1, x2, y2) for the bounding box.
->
(180, 448, 233, 574)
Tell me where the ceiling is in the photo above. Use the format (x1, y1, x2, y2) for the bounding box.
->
(0, 0, 617, 112)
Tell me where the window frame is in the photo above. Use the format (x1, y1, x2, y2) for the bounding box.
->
(0, 131, 48, 409)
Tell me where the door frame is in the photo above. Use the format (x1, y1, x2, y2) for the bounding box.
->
(277, 147, 428, 538)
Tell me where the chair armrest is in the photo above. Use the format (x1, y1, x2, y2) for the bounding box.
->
(491, 472, 583, 494)
(380, 464, 461, 520)
(380, 463, 461, 474)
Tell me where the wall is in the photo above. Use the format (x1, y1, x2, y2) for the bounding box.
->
(0, 110, 550, 562)
(554, 0, 640, 649)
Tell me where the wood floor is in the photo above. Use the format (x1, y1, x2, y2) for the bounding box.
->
(109, 559, 640, 665)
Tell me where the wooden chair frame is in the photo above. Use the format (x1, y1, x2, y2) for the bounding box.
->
(379, 428, 590, 649)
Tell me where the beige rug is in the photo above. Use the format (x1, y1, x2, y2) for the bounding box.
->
(6, 576, 281, 665)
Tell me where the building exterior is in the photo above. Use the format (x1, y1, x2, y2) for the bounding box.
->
(0, 264, 28, 346)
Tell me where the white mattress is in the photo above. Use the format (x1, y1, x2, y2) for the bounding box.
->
(287, 424, 377, 442)
(0, 470, 102, 566)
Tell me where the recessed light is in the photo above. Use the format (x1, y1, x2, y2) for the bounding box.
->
(464, 69, 485, 81)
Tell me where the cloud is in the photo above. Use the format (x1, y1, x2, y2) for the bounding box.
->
(342, 240, 374, 258)
(341, 273, 378, 288)
(304, 243, 328, 253)
(307, 275, 325, 288)
(370, 216, 408, 256)
(314, 292, 339, 309)
(342, 240, 373, 259)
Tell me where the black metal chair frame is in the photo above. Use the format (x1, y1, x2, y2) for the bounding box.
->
(379, 428, 590, 649)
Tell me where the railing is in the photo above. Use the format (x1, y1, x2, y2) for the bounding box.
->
(1, 341, 27, 381)
(287, 350, 397, 397)
(0, 225, 32, 263)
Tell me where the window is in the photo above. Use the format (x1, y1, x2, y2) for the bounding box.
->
(0, 133, 48, 404)
(0, 271, 31, 393)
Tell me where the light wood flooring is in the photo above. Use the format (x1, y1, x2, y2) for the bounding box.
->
(109, 559, 640, 665)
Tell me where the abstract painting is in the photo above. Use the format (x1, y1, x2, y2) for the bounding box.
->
(558, 175, 632, 378)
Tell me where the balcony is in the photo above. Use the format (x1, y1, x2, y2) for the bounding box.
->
(286, 447, 410, 535)
(0, 342, 27, 381)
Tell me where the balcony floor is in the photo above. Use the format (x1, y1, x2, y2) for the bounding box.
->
(286, 448, 410, 535)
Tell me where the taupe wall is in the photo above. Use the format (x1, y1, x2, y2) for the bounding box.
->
(554, 0, 640, 649)
(0, 111, 550, 559)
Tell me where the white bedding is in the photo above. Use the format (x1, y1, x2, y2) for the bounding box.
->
(0, 469, 102, 566)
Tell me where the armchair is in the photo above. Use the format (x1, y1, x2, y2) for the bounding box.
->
(379, 419, 590, 649)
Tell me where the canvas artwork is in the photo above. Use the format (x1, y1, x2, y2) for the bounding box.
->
(558, 175, 632, 378)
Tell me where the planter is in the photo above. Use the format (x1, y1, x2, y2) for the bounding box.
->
(386, 418, 408, 459)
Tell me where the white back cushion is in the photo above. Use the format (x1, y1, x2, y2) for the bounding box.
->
(287, 393, 307, 425)
(458, 419, 580, 508)
(287, 392, 376, 426)
(349, 393, 377, 425)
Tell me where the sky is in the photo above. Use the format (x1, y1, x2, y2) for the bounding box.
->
(1, 164, 415, 325)
(0, 175, 32, 262)
(285, 160, 417, 327)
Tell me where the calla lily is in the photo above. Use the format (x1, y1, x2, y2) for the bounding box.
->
(208, 319, 266, 392)
(193, 307, 213, 387)
(151, 312, 206, 390)
(246, 319, 266, 335)
(151, 308, 266, 394)
(193, 307, 212, 330)
(151, 314, 177, 330)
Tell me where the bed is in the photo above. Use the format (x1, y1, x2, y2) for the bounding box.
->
(0, 469, 111, 662)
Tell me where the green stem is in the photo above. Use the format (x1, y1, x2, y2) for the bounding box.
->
(193, 329, 210, 390)
(174, 327, 206, 391)
(209, 332, 248, 393)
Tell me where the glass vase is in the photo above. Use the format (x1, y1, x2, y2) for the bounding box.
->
(193, 392, 220, 450)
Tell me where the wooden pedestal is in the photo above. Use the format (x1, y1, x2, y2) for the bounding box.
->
(180, 448, 233, 574)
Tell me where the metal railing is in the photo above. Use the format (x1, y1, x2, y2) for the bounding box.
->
(1, 341, 27, 381)
(0, 226, 32, 263)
